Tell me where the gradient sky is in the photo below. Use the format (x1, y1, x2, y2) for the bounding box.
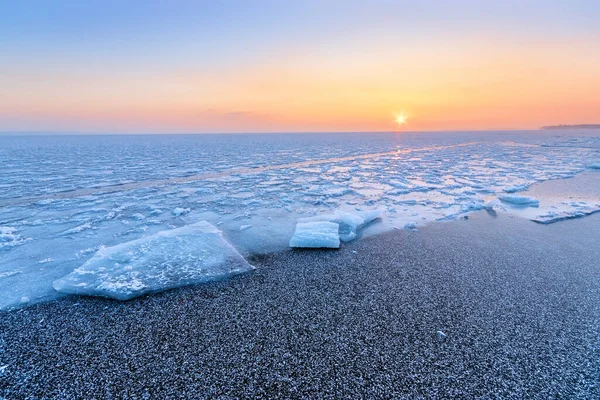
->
(1, 0, 599, 133)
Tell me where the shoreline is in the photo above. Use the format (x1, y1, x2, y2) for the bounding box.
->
(1, 211, 599, 398)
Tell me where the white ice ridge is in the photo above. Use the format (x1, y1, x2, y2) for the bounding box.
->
(498, 194, 540, 207)
(53, 221, 254, 300)
(289, 209, 382, 248)
(0, 226, 31, 249)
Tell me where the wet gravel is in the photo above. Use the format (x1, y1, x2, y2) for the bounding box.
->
(1, 213, 599, 399)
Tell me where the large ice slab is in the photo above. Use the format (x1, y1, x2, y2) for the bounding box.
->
(289, 221, 340, 248)
(53, 221, 254, 300)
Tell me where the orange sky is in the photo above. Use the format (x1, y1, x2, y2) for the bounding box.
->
(2, 2, 600, 133)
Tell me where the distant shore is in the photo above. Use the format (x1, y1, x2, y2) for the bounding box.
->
(1, 210, 599, 398)
(541, 124, 600, 130)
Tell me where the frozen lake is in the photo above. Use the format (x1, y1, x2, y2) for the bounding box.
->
(1, 131, 599, 308)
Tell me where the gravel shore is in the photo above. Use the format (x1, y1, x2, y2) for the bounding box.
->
(1, 212, 599, 399)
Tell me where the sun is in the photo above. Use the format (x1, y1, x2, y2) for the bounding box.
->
(394, 113, 408, 126)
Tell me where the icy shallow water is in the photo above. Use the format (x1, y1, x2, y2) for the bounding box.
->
(1, 131, 599, 308)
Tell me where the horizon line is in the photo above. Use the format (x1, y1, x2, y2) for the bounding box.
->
(0, 127, 547, 136)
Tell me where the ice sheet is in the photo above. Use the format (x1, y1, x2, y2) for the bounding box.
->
(1, 131, 599, 308)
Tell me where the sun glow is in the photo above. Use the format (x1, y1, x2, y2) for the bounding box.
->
(395, 113, 408, 126)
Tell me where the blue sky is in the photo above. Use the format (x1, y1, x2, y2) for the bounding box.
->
(3, 0, 598, 68)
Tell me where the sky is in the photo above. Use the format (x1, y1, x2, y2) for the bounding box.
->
(1, 0, 599, 133)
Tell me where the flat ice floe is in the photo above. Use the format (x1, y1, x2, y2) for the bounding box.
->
(53, 221, 254, 300)
(532, 208, 600, 224)
(498, 195, 540, 207)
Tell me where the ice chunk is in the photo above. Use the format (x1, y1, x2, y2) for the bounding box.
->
(53, 221, 254, 300)
(404, 222, 418, 231)
(172, 207, 191, 216)
(335, 210, 371, 242)
(335, 209, 382, 241)
(334, 210, 365, 231)
(0, 227, 17, 242)
(296, 209, 382, 244)
(498, 194, 540, 207)
(460, 201, 484, 212)
(589, 163, 600, 170)
(356, 209, 383, 226)
(484, 199, 499, 210)
(289, 221, 340, 249)
(503, 184, 529, 193)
